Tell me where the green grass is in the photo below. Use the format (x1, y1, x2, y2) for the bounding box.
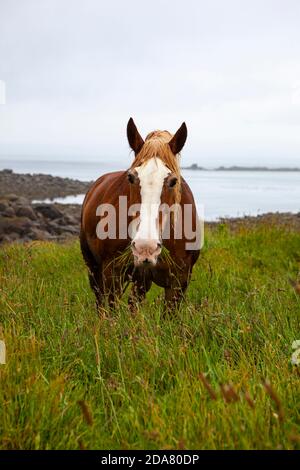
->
(0, 222, 299, 450)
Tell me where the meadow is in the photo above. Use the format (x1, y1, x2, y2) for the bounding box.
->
(0, 221, 299, 450)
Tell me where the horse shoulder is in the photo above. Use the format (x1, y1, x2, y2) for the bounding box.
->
(81, 171, 129, 260)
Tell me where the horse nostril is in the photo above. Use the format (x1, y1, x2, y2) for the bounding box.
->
(131, 241, 136, 248)
(157, 242, 162, 248)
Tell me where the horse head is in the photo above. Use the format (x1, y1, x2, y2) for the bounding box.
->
(126, 118, 187, 267)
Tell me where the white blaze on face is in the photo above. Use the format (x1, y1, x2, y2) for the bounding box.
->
(134, 158, 170, 244)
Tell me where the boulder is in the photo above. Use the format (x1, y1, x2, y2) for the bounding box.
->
(44, 220, 79, 236)
(3, 232, 20, 242)
(6, 194, 19, 202)
(0, 216, 33, 236)
(56, 214, 78, 226)
(45, 220, 63, 235)
(63, 225, 79, 235)
(27, 228, 54, 241)
(15, 206, 37, 221)
(34, 204, 63, 220)
(64, 214, 79, 225)
(0, 200, 10, 212)
(15, 196, 30, 206)
(1, 207, 15, 218)
(9, 232, 21, 241)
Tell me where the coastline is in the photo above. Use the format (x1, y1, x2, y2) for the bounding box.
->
(0, 168, 92, 200)
(0, 169, 299, 244)
(182, 164, 300, 171)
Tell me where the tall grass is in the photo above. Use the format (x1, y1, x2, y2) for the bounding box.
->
(0, 222, 299, 449)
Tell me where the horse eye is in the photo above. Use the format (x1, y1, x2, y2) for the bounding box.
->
(168, 176, 177, 188)
(127, 172, 136, 184)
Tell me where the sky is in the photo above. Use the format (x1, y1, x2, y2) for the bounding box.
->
(0, 0, 300, 167)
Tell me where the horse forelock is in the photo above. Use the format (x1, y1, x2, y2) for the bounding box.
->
(130, 130, 181, 205)
(145, 130, 173, 142)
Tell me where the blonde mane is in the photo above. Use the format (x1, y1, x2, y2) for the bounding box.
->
(130, 130, 182, 204)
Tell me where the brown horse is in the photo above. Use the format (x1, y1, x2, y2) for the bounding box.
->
(80, 118, 201, 311)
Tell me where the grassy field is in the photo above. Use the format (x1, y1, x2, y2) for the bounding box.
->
(0, 222, 299, 450)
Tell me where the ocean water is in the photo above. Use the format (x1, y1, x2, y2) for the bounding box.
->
(1, 159, 300, 221)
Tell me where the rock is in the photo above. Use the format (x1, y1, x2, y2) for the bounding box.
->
(35, 204, 63, 220)
(0, 193, 82, 244)
(15, 206, 37, 221)
(56, 214, 78, 226)
(15, 196, 30, 206)
(55, 217, 67, 227)
(6, 194, 19, 202)
(63, 225, 79, 235)
(44, 220, 62, 235)
(0, 234, 12, 243)
(44, 219, 79, 236)
(7, 232, 20, 242)
(0, 217, 33, 236)
(0, 169, 92, 200)
(27, 228, 54, 241)
(0, 231, 20, 243)
(64, 214, 79, 225)
(2, 207, 15, 218)
(0, 200, 10, 212)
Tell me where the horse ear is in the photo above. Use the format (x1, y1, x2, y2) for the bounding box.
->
(127, 117, 144, 155)
(169, 122, 187, 155)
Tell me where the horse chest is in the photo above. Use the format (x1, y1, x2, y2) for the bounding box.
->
(132, 264, 173, 289)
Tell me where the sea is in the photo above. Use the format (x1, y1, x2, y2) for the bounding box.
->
(1, 158, 299, 222)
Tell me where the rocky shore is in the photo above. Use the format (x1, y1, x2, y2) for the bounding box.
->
(0, 168, 91, 200)
(206, 211, 300, 231)
(0, 169, 92, 244)
(0, 169, 299, 245)
(0, 194, 82, 244)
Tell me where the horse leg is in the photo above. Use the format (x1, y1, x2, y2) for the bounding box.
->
(104, 279, 123, 309)
(80, 231, 104, 309)
(86, 256, 103, 309)
(128, 278, 152, 311)
(100, 263, 126, 310)
(164, 272, 189, 313)
(164, 252, 199, 313)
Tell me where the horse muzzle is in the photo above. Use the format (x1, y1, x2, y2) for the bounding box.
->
(131, 239, 162, 266)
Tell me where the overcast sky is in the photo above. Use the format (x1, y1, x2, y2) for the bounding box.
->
(0, 0, 300, 166)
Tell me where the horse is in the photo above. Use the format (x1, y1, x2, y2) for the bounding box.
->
(80, 118, 201, 312)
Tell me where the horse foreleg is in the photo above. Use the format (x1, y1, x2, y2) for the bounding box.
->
(88, 268, 104, 309)
(80, 232, 104, 310)
(164, 278, 188, 313)
(128, 278, 152, 312)
(100, 266, 126, 311)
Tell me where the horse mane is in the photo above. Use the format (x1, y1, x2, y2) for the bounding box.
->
(130, 130, 182, 204)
